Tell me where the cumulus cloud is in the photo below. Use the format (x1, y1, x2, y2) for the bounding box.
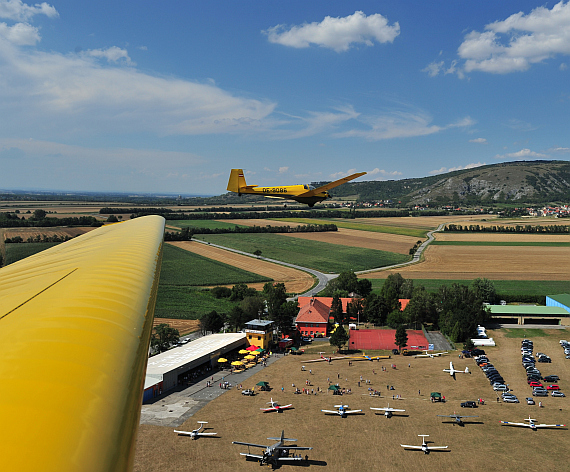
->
(0, 20, 39, 44)
(263, 11, 400, 52)
(494, 148, 548, 159)
(368, 168, 402, 180)
(548, 146, 570, 153)
(429, 162, 486, 175)
(0, 0, 58, 21)
(83, 46, 134, 65)
(469, 137, 487, 143)
(329, 168, 359, 179)
(279, 166, 288, 173)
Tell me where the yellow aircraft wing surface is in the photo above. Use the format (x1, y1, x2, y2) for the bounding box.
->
(295, 172, 367, 197)
(0, 215, 165, 472)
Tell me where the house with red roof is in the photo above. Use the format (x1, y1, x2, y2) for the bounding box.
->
(295, 297, 353, 338)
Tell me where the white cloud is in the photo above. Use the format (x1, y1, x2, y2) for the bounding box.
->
(0, 20, 39, 45)
(83, 46, 134, 65)
(469, 137, 487, 143)
(494, 148, 548, 159)
(329, 168, 358, 179)
(278, 166, 288, 173)
(429, 162, 486, 175)
(263, 11, 399, 52)
(457, 1, 570, 74)
(368, 168, 402, 180)
(548, 146, 570, 153)
(0, 0, 58, 21)
(422, 61, 444, 78)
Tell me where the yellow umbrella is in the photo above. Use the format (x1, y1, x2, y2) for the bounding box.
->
(252, 350, 261, 355)
(231, 361, 243, 366)
(239, 349, 249, 354)
(217, 358, 228, 363)
(244, 355, 255, 360)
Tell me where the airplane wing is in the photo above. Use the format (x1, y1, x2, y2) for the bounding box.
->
(345, 409, 362, 414)
(534, 423, 566, 428)
(173, 430, 195, 436)
(233, 441, 268, 448)
(1, 216, 165, 472)
(279, 404, 293, 409)
(374, 408, 405, 412)
(500, 421, 529, 427)
(322, 410, 340, 414)
(400, 445, 423, 449)
(197, 432, 218, 436)
(429, 446, 449, 450)
(261, 407, 277, 412)
(277, 446, 313, 451)
(295, 172, 367, 197)
(239, 453, 264, 459)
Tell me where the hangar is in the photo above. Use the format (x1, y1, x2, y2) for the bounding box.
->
(143, 332, 246, 402)
(488, 305, 570, 326)
(546, 294, 570, 314)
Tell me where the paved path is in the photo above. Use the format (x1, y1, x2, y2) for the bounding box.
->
(424, 330, 453, 351)
(140, 352, 285, 427)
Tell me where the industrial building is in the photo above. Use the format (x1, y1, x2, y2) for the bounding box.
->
(488, 305, 570, 325)
(143, 332, 246, 403)
(546, 294, 570, 314)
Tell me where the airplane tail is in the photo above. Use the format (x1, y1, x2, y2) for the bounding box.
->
(227, 169, 247, 193)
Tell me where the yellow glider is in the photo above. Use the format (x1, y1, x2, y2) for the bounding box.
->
(0, 215, 165, 472)
(227, 169, 366, 207)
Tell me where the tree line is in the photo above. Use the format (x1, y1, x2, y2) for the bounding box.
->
(5, 234, 73, 244)
(445, 223, 570, 233)
(164, 223, 337, 241)
(0, 211, 101, 228)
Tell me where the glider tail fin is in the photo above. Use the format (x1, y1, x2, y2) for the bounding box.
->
(227, 169, 247, 193)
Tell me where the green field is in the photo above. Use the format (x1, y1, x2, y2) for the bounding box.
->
(369, 278, 570, 296)
(166, 220, 247, 230)
(273, 218, 427, 238)
(5, 242, 59, 265)
(502, 328, 548, 338)
(155, 286, 239, 319)
(432, 240, 570, 246)
(192, 233, 409, 273)
(160, 243, 270, 286)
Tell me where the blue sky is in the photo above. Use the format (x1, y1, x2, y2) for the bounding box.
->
(1, 1, 570, 195)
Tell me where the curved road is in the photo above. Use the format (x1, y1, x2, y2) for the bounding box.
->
(191, 222, 445, 297)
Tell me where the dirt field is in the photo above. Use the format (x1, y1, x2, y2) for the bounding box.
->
(435, 233, 570, 242)
(153, 318, 200, 336)
(134, 328, 570, 472)
(3, 227, 95, 240)
(167, 242, 315, 293)
(364, 245, 570, 280)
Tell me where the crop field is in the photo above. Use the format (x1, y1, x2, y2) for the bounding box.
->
(153, 318, 201, 335)
(435, 233, 570, 243)
(4, 242, 59, 265)
(368, 278, 570, 296)
(191, 233, 410, 273)
(155, 286, 238, 320)
(134, 329, 570, 472)
(364, 245, 570, 281)
(167, 220, 248, 230)
(160, 243, 271, 287)
(3, 226, 94, 240)
(168, 241, 315, 294)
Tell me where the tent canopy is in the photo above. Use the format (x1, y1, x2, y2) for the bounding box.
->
(246, 345, 259, 351)
(328, 385, 340, 391)
(256, 381, 269, 386)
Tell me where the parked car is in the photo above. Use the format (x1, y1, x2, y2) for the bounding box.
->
(529, 381, 543, 388)
(493, 384, 509, 391)
(526, 397, 535, 405)
(543, 375, 560, 382)
(533, 390, 548, 397)
(461, 401, 478, 408)
(546, 384, 560, 390)
(241, 389, 255, 396)
(551, 391, 565, 397)
(503, 396, 519, 403)
(538, 357, 551, 363)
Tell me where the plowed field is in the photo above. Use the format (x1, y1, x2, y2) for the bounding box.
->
(153, 318, 200, 335)
(168, 241, 314, 293)
(3, 227, 94, 240)
(435, 233, 570, 242)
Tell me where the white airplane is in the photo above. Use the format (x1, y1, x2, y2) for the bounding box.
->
(305, 352, 348, 363)
(415, 350, 448, 358)
(370, 403, 406, 418)
(437, 412, 479, 426)
(174, 421, 218, 439)
(322, 404, 362, 418)
(443, 361, 469, 379)
(500, 416, 566, 430)
(233, 430, 312, 466)
(260, 398, 293, 413)
(401, 435, 449, 454)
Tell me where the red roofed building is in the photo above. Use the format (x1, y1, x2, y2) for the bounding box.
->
(295, 297, 353, 338)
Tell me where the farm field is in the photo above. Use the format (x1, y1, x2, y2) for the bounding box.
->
(191, 233, 410, 273)
(4, 242, 60, 265)
(167, 220, 248, 230)
(155, 286, 238, 320)
(364, 245, 570, 281)
(435, 232, 570, 243)
(152, 318, 200, 336)
(168, 241, 315, 294)
(3, 226, 94, 240)
(134, 329, 570, 472)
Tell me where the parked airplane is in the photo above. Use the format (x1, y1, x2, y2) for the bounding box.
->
(348, 352, 391, 361)
(415, 350, 448, 358)
(233, 430, 312, 466)
(500, 416, 566, 430)
(227, 169, 366, 207)
(370, 403, 406, 418)
(437, 412, 479, 426)
(443, 361, 469, 379)
(322, 404, 362, 418)
(174, 421, 218, 439)
(305, 352, 349, 363)
(401, 435, 449, 454)
(261, 398, 293, 413)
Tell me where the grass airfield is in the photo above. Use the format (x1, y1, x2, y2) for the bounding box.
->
(134, 329, 570, 472)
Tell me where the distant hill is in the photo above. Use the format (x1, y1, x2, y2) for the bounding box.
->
(329, 160, 570, 206)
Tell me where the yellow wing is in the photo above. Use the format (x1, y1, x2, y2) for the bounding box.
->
(296, 172, 366, 197)
(0, 215, 165, 472)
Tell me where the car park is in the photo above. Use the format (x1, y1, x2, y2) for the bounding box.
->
(461, 401, 478, 408)
(526, 397, 535, 405)
(546, 384, 560, 390)
(551, 391, 565, 397)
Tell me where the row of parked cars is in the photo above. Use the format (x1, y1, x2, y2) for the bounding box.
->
(474, 352, 520, 403)
(560, 339, 570, 358)
(522, 339, 564, 398)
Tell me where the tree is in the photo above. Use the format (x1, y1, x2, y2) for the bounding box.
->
(363, 293, 390, 326)
(386, 309, 405, 328)
(330, 294, 344, 324)
(263, 282, 287, 317)
(227, 306, 248, 332)
(230, 283, 257, 301)
(335, 271, 359, 294)
(463, 338, 475, 351)
(200, 310, 225, 335)
(253, 249, 262, 257)
(380, 273, 404, 312)
(151, 323, 180, 353)
(33, 209, 47, 219)
(356, 278, 372, 297)
(329, 325, 349, 352)
(240, 296, 265, 319)
(403, 286, 438, 328)
(211, 286, 232, 299)
(395, 325, 408, 352)
(106, 215, 119, 223)
(272, 300, 298, 337)
(471, 278, 497, 304)
(346, 298, 363, 325)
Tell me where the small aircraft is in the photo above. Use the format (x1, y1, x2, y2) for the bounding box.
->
(437, 412, 479, 426)
(443, 361, 469, 379)
(370, 403, 406, 418)
(500, 416, 566, 430)
(173, 421, 218, 439)
(322, 404, 362, 418)
(401, 435, 449, 454)
(305, 352, 349, 363)
(227, 169, 367, 207)
(348, 352, 391, 362)
(261, 398, 293, 413)
(415, 350, 448, 358)
(233, 430, 312, 466)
